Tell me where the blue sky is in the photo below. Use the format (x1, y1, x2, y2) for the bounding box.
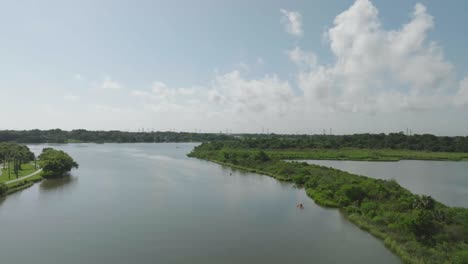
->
(1, 0, 468, 135)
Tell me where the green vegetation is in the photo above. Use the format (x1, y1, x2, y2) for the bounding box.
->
(265, 148, 468, 161)
(189, 143, 468, 264)
(198, 138, 468, 161)
(0, 129, 233, 143)
(5, 173, 43, 195)
(0, 142, 36, 180)
(0, 142, 78, 196)
(0, 142, 40, 196)
(38, 148, 78, 179)
(201, 133, 468, 153)
(0, 163, 36, 182)
(2, 130, 468, 155)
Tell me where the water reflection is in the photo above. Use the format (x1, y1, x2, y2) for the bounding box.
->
(39, 175, 77, 192)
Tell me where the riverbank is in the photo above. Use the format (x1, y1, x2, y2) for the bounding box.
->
(188, 145, 468, 264)
(0, 163, 43, 196)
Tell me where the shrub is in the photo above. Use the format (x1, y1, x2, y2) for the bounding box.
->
(0, 183, 8, 196)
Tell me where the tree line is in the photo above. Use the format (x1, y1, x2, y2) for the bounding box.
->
(200, 133, 468, 153)
(0, 129, 233, 143)
(2, 129, 468, 153)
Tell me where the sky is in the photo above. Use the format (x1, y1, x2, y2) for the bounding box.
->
(1, 0, 468, 135)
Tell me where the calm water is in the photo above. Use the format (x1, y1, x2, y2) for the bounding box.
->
(301, 160, 468, 208)
(0, 144, 400, 264)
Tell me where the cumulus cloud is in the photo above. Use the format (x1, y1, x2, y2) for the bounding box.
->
(101, 76, 123, 90)
(131, 70, 297, 120)
(280, 9, 303, 36)
(131, 81, 204, 115)
(287, 46, 317, 69)
(295, 0, 455, 113)
(210, 70, 296, 115)
(455, 77, 468, 107)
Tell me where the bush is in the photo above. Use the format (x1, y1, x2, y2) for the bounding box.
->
(0, 183, 8, 196)
(454, 250, 468, 264)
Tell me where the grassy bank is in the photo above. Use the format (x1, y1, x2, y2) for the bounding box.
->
(188, 144, 468, 264)
(0, 163, 37, 182)
(0, 163, 43, 196)
(5, 175, 42, 195)
(254, 148, 468, 161)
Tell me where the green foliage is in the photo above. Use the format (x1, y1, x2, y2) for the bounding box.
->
(454, 250, 468, 264)
(253, 150, 270, 162)
(341, 184, 367, 205)
(189, 133, 468, 153)
(38, 148, 78, 179)
(0, 183, 8, 196)
(0, 142, 35, 179)
(190, 137, 468, 161)
(0, 163, 37, 183)
(189, 141, 468, 264)
(407, 209, 441, 244)
(0, 129, 233, 143)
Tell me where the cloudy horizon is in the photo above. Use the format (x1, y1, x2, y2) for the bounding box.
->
(2, 0, 468, 136)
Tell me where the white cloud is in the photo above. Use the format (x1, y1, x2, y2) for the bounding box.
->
(64, 94, 80, 101)
(74, 74, 82, 80)
(287, 46, 317, 69)
(131, 70, 297, 122)
(101, 76, 123, 90)
(233, 62, 250, 73)
(296, 0, 455, 113)
(280, 9, 303, 36)
(455, 77, 468, 107)
(210, 70, 296, 115)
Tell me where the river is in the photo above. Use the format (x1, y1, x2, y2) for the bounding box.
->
(0, 143, 400, 264)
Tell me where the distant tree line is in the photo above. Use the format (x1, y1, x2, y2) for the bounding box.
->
(1, 130, 468, 153)
(202, 133, 468, 153)
(0, 129, 233, 144)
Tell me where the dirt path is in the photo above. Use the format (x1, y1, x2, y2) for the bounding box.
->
(5, 169, 43, 185)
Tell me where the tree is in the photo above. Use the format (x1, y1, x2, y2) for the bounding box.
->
(38, 148, 79, 179)
(253, 150, 270, 162)
(408, 209, 441, 244)
(341, 184, 367, 205)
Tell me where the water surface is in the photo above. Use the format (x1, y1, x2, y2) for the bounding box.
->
(300, 160, 468, 207)
(0, 143, 400, 264)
